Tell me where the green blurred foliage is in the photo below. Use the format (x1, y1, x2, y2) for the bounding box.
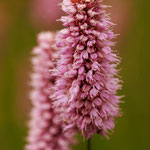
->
(0, 0, 150, 150)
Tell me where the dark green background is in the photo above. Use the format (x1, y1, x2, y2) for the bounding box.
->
(0, 0, 150, 149)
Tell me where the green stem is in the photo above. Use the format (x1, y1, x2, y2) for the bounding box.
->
(87, 139, 91, 150)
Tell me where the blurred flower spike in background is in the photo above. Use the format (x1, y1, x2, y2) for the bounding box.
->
(26, 32, 75, 150)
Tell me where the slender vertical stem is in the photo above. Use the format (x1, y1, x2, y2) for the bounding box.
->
(87, 139, 91, 150)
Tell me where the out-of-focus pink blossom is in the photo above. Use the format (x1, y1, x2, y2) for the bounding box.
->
(30, 0, 63, 28)
(52, 0, 123, 139)
(26, 32, 75, 150)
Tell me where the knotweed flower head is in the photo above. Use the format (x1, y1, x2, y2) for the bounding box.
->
(53, 0, 122, 139)
(26, 32, 75, 150)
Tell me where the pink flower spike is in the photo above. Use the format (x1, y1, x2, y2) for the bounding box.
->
(26, 32, 75, 150)
(53, 0, 123, 139)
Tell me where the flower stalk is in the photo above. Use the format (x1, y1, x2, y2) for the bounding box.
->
(87, 139, 91, 150)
